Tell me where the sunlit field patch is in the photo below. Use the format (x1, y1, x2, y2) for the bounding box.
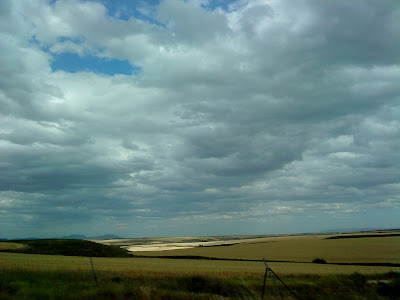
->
(0, 242, 25, 251)
(1, 252, 398, 276)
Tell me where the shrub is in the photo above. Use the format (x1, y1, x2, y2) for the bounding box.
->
(349, 272, 366, 290)
(312, 258, 327, 264)
(377, 273, 400, 298)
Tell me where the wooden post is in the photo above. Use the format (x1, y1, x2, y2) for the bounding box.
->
(90, 257, 98, 286)
(261, 267, 267, 299)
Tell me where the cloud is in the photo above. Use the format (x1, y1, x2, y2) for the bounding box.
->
(1, 0, 399, 238)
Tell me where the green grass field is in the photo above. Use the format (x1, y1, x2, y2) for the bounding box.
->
(0, 242, 25, 251)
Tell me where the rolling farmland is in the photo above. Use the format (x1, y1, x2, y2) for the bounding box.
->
(134, 236, 400, 264)
(1, 230, 399, 299)
(97, 230, 400, 265)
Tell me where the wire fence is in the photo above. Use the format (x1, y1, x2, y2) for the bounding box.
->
(261, 258, 301, 300)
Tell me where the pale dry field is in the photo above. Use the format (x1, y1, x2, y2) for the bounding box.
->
(1, 252, 398, 276)
(123, 237, 272, 252)
(89, 235, 270, 251)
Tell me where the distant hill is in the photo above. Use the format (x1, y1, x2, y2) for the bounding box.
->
(56, 234, 123, 239)
(1, 239, 130, 257)
(320, 228, 398, 233)
(10, 234, 123, 240)
(58, 234, 87, 239)
(91, 234, 122, 239)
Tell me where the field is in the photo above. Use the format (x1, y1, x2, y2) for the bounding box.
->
(97, 230, 400, 265)
(1, 230, 400, 299)
(1, 252, 398, 276)
(132, 235, 399, 264)
(0, 242, 25, 251)
(1, 252, 399, 299)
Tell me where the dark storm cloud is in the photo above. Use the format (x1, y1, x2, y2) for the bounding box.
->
(1, 0, 399, 238)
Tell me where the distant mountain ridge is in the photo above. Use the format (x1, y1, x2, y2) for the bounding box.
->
(89, 234, 123, 239)
(320, 227, 399, 233)
(6, 234, 122, 241)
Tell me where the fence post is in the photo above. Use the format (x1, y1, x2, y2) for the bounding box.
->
(262, 258, 283, 299)
(90, 257, 98, 286)
(261, 266, 267, 299)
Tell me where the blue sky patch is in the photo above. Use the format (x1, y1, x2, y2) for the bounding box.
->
(51, 52, 140, 76)
(96, 0, 163, 25)
(56, 36, 85, 44)
(201, 0, 238, 12)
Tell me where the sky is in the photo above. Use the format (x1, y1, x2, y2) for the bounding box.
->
(1, 0, 399, 239)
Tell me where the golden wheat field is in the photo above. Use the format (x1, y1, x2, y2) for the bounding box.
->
(0, 252, 398, 276)
(1, 232, 399, 278)
(131, 234, 400, 264)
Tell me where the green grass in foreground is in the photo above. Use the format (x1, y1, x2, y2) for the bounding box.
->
(1, 269, 399, 299)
